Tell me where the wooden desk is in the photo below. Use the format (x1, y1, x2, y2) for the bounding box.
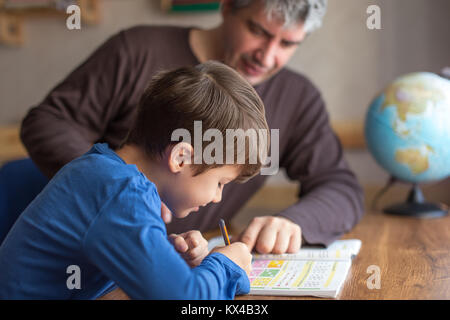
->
(238, 209, 450, 300)
(344, 210, 450, 299)
(99, 209, 450, 300)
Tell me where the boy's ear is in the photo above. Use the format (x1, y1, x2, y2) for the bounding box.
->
(168, 142, 194, 173)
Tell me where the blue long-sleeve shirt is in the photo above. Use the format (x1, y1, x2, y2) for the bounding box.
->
(0, 143, 249, 299)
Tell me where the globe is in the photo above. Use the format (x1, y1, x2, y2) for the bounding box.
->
(365, 72, 450, 183)
(365, 72, 450, 217)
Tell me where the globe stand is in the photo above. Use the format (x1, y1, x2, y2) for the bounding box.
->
(383, 184, 448, 219)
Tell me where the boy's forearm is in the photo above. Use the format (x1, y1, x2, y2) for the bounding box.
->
(96, 253, 248, 300)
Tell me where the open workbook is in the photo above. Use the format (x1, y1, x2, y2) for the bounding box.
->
(208, 237, 361, 298)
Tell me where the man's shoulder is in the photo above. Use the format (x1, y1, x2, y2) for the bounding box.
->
(259, 68, 324, 113)
(119, 24, 190, 42)
(109, 24, 192, 60)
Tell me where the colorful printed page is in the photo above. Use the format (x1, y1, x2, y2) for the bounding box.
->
(207, 237, 361, 298)
(249, 259, 352, 298)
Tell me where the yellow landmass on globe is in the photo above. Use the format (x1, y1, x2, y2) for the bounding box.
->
(382, 82, 444, 121)
(395, 148, 430, 174)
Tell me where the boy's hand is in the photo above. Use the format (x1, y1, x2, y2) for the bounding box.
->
(168, 231, 208, 267)
(211, 242, 252, 276)
(161, 201, 172, 224)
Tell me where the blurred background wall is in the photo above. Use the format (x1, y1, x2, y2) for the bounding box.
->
(1, 0, 449, 189)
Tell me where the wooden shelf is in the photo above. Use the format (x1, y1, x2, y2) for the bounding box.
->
(161, 0, 220, 12)
(0, 0, 100, 46)
(0, 11, 23, 46)
(78, 0, 101, 24)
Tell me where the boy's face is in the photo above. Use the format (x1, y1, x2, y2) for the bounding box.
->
(220, 0, 306, 86)
(163, 164, 241, 219)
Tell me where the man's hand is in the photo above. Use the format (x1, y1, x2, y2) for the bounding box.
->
(168, 230, 209, 267)
(161, 201, 172, 223)
(237, 216, 302, 254)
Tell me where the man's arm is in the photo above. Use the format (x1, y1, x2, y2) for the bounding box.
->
(238, 83, 364, 249)
(277, 88, 365, 246)
(20, 31, 132, 178)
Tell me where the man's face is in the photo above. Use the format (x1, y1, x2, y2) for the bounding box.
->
(221, 0, 307, 86)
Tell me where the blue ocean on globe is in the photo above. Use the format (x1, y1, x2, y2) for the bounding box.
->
(365, 72, 450, 183)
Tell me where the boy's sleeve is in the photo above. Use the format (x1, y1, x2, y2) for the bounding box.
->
(82, 182, 249, 300)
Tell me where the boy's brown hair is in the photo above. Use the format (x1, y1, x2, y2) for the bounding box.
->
(124, 61, 269, 182)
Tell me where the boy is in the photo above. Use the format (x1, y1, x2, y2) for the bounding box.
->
(0, 61, 269, 299)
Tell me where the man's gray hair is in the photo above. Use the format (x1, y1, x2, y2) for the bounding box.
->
(230, 0, 327, 33)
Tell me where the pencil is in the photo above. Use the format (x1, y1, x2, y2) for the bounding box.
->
(219, 219, 231, 246)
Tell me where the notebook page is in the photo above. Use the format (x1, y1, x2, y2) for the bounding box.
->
(208, 235, 227, 251)
(253, 239, 362, 261)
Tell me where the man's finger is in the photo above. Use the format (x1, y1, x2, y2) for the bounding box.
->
(238, 217, 265, 252)
(254, 221, 278, 254)
(272, 229, 291, 254)
(287, 225, 302, 253)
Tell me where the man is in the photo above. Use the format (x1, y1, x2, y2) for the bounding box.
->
(20, 0, 364, 253)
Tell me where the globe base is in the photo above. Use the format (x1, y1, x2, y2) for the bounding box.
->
(384, 202, 448, 219)
(383, 183, 448, 219)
